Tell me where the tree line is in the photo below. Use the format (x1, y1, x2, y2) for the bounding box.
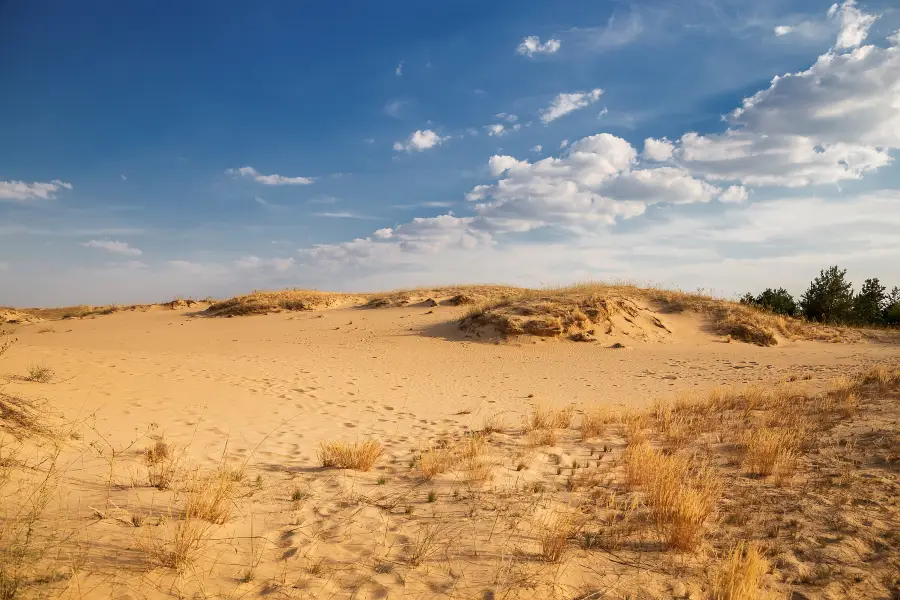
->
(740, 266, 900, 327)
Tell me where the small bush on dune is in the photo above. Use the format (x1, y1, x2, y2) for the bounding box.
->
(317, 439, 384, 471)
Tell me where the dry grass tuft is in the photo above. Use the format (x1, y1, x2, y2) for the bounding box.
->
(480, 413, 506, 434)
(525, 427, 558, 447)
(318, 439, 384, 471)
(743, 428, 802, 479)
(713, 542, 769, 600)
(184, 466, 240, 524)
(527, 405, 574, 431)
(405, 523, 446, 566)
(625, 445, 720, 551)
(579, 406, 610, 440)
(537, 508, 582, 563)
(22, 363, 54, 383)
(146, 517, 214, 572)
(145, 438, 177, 490)
(416, 434, 487, 480)
(830, 376, 860, 418)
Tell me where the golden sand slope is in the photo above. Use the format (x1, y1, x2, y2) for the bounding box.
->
(2, 350, 898, 599)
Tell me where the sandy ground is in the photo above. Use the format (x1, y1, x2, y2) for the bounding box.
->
(2, 304, 899, 599)
(5, 304, 898, 466)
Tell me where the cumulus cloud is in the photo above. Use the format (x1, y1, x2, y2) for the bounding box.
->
(774, 25, 794, 36)
(516, 36, 561, 57)
(643, 138, 674, 161)
(234, 256, 295, 271)
(393, 129, 449, 152)
(828, 0, 877, 50)
(674, 12, 899, 188)
(540, 89, 604, 123)
(0, 179, 72, 202)
(531, 145, 543, 153)
(486, 124, 506, 137)
(81, 240, 143, 256)
(226, 166, 312, 185)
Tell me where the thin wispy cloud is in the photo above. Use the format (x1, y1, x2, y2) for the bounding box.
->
(384, 99, 410, 119)
(540, 89, 603, 123)
(391, 201, 454, 209)
(81, 239, 143, 256)
(312, 211, 377, 219)
(226, 166, 312, 185)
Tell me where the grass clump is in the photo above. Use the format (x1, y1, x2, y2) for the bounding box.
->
(742, 428, 802, 479)
(184, 466, 240, 524)
(624, 445, 720, 551)
(318, 439, 384, 471)
(145, 438, 177, 490)
(23, 364, 54, 383)
(416, 435, 487, 480)
(713, 542, 769, 600)
(579, 406, 610, 440)
(538, 508, 583, 563)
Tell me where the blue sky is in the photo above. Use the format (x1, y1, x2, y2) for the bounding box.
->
(2, 0, 899, 306)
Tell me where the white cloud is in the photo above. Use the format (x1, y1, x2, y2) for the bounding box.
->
(495, 113, 518, 122)
(774, 25, 794, 36)
(674, 18, 899, 188)
(560, 139, 569, 148)
(81, 240, 143, 256)
(234, 256, 295, 271)
(0, 179, 72, 202)
(720, 185, 749, 204)
(567, 12, 643, 52)
(531, 145, 543, 153)
(516, 36, 561, 57)
(828, 0, 877, 50)
(393, 129, 449, 152)
(486, 124, 506, 137)
(643, 137, 674, 161)
(312, 211, 377, 219)
(540, 89, 604, 123)
(384, 99, 409, 118)
(392, 201, 454, 209)
(395, 62, 403, 76)
(226, 166, 312, 186)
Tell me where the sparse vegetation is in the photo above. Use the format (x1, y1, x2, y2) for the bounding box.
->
(23, 363, 54, 383)
(713, 542, 769, 600)
(317, 439, 384, 471)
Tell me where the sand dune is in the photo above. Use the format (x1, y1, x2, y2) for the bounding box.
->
(1, 296, 899, 599)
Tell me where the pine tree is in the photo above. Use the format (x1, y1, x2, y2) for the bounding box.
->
(885, 286, 900, 326)
(853, 278, 886, 325)
(800, 266, 855, 324)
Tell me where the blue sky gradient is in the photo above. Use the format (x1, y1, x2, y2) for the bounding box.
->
(2, 0, 899, 305)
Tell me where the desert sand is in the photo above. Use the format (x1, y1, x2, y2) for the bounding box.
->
(2, 289, 899, 599)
